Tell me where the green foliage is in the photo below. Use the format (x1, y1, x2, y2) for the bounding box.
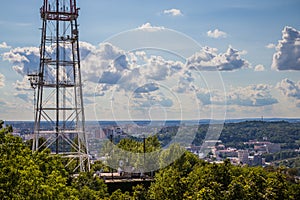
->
(91, 160, 111, 173)
(0, 122, 107, 199)
(132, 184, 148, 200)
(147, 152, 299, 200)
(149, 167, 183, 199)
(1, 120, 300, 200)
(100, 135, 162, 173)
(288, 183, 300, 200)
(264, 150, 300, 162)
(274, 157, 300, 176)
(71, 172, 108, 199)
(110, 189, 131, 200)
(117, 136, 161, 153)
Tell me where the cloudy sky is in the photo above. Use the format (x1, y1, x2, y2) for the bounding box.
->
(0, 0, 300, 121)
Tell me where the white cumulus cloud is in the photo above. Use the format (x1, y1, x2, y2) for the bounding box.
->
(277, 79, 300, 107)
(207, 29, 227, 39)
(134, 83, 159, 94)
(163, 9, 183, 17)
(277, 78, 300, 98)
(2, 42, 96, 78)
(2, 46, 40, 76)
(272, 26, 300, 70)
(82, 42, 128, 85)
(131, 91, 174, 109)
(13, 77, 32, 91)
(266, 43, 276, 49)
(2, 42, 252, 92)
(14, 92, 32, 103)
(187, 46, 249, 71)
(0, 42, 11, 49)
(137, 23, 165, 32)
(196, 84, 278, 107)
(254, 64, 265, 72)
(226, 84, 278, 107)
(84, 83, 106, 97)
(3, 40, 261, 114)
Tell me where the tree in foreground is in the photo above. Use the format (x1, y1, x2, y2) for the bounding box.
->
(0, 121, 108, 199)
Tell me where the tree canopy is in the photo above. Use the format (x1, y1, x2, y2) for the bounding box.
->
(1, 120, 300, 199)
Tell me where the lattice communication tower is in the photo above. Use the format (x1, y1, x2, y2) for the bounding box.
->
(29, 0, 90, 172)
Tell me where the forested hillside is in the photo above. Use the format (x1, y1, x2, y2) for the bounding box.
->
(193, 121, 300, 149)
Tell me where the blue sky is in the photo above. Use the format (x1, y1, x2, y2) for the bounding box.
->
(1, 0, 300, 121)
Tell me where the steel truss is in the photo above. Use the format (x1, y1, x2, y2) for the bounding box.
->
(29, 0, 90, 172)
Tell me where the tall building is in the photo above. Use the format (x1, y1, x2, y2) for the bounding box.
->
(238, 150, 249, 165)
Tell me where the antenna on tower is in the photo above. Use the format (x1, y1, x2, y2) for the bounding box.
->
(30, 0, 90, 173)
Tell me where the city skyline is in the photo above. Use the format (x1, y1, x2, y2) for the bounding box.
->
(1, 0, 300, 121)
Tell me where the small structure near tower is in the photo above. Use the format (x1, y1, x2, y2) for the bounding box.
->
(29, 0, 89, 172)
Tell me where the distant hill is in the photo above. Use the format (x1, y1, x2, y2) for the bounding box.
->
(5, 118, 300, 128)
(193, 120, 300, 150)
